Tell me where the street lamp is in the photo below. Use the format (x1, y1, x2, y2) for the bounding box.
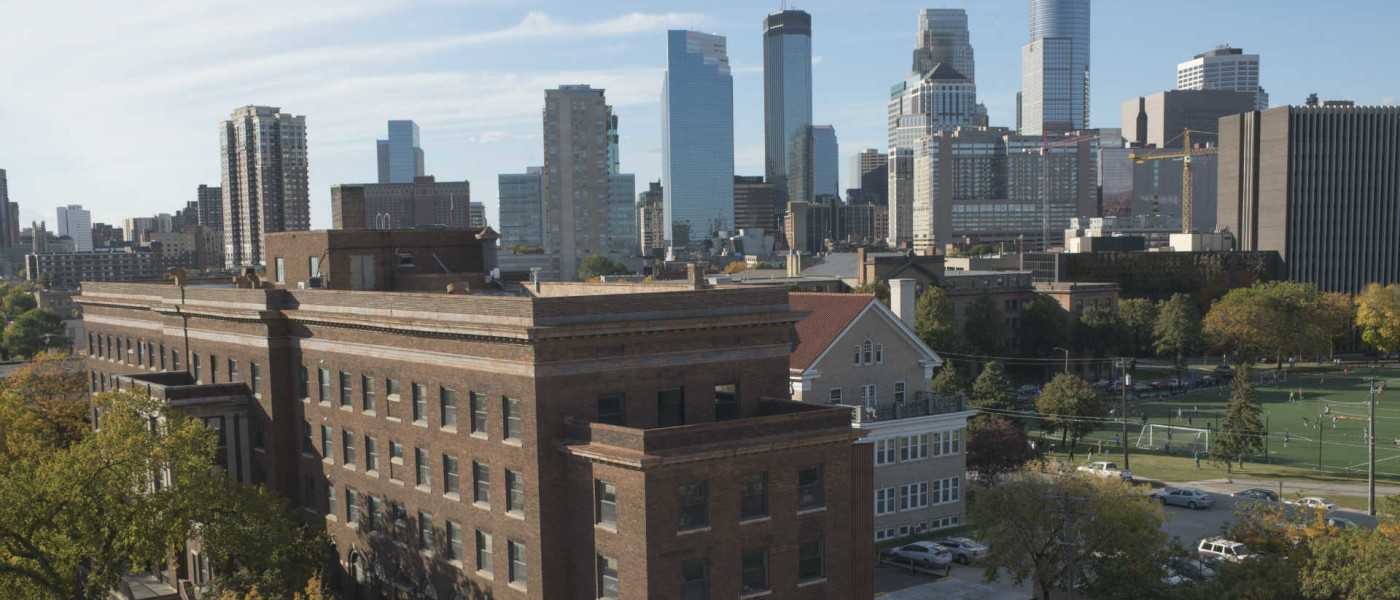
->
(1052, 347, 1070, 374)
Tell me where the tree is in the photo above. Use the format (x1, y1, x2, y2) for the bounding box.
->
(853, 280, 889, 306)
(1211, 365, 1265, 472)
(1300, 522, 1400, 600)
(1357, 283, 1400, 353)
(971, 465, 1169, 600)
(1074, 304, 1128, 359)
(1118, 298, 1159, 357)
(211, 576, 329, 600)
(966, 418, 1036, 478)
(1203, 281, 1337, 362)
(914, 287, 959, 352)
(721, 261, 749, 275)
(1154, 293, 1202, 375)
(200, 483, 326, 598)
(1035, 373, 1105, 451)
(576, 254, 629, 281)
(930, 362, 968, 396)
(1017, 294, 1069, 363)
(971, 361, 1017, 424)
(0, 351, 88, 454)
(2, 288, 36, 320)
(2, 308, 67, 360)
(963, 291, 1007, 357)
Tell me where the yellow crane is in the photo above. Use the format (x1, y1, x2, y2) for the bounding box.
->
(1130, 129, 1218, 234)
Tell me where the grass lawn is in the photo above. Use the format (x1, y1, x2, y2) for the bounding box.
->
(1040, 450, 1400, 489)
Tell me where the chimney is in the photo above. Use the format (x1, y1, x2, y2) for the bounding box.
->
(856, 247, 868, 285)
(891, 279, 916, 329)
(687, 263, 710, 290)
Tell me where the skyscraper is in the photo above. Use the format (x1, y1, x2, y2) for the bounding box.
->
(0, 169, 16, 248)
(608, 174, 636, 253)
(1177, 46, 1268, 111)
(1020, 0, 1091, 135)
(848, 149, 888, 204)
(763, 10, 814, 211)
(56, 205, 93, 252)
(498, 167, 544, 249)
(197, 184, 223, 230)
(542, 85, 617, 280)
(661, 30, 735, 247)
(912, 9, 978, 85)
(469, 202, 487, 228)
(812, 125, 839, 199)
(376, 120, 425, 184)
(219, 105, 309, 268)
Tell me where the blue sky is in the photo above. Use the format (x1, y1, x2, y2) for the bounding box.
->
(0, 0, 1394, 230)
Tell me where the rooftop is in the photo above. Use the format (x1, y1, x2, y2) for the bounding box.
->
(788, 292, 877, 371)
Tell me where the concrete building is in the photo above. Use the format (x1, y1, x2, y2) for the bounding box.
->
(636, 182, 666, 254)
(0, 169, 11, 248)
(1020, 0, 1090, 135)
(377, 120, 425, 184)
(840, 204, 888, 244)
(733, 176, 779, 234)
(542, 86, 621, 280)
(145, 226, 225, 272)
(26, 249, 162, 287)
(498, 168, 544, 250)
(330, 177, 471, 231)
(123, 217, 160, 243)
(607, 175, 637, 255)
(91, 223, 123, 250)
(812, 125, 839, 199)
(1023, 250, 1278, 302)
(80, 237, 874, 599)
(1177, 46, 1268, 111)
(848, 149, 888, 206)
(1219, 105, 1400, 293)
(785, 198, 837, 255)
(788, 289, 972, 543)
(469, 202, 487, 229)
(1122, 90, 1255, 149)
(56, 205, 93, 252)
(219, 106, 310, 268)
(1129, 150, 1219, 233)
(887, 149, 914, 246)
(763, 10, 814, 210)
(661, 30, 735, 247)
(197, 184, 223, 230)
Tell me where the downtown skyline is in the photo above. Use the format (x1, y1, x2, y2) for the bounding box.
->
(1, 0, 1396, 231)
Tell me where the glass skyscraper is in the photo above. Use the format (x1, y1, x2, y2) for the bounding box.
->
(763, 10, 813, 210)
(1020, 0, 1090, 135)
(812, 125, 839, 199)
(661, 30, 735, 246)
(376, 120, 425, 184)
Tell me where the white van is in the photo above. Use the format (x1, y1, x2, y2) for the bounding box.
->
(1197, 538, 1251, 563)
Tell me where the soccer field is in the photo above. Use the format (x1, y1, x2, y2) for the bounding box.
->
(1060, 369, 1400, 478)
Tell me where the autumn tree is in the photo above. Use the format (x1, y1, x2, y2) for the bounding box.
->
(1203, 281, 1340, 362)
(1357, 283, 1400, 353)
(199, 483, 326, 598)
(963, 291, 1007, 358)
(1211, 365, 1265, 472)
(0, 350, 88, 454)
(914, 286, 959, 352)
(965, 418, 1036, 478)
(1154, 293, 1202, 376)
(971, 361, 1018, 424)
(211, 576, 329, 600)
(1117, 298, 1159, 357)
(721, 261, 749, 275)
(1035, 373, 1105, 451)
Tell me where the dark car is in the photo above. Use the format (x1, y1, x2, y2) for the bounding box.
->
(1234, 488, 1279, 502)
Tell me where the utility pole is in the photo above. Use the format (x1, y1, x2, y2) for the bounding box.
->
(1047, 493, 1091, 600)
(1119, 359, 1129, 470)
(1317, 400, 1323, 473)
(1369, 378, 1379, 516)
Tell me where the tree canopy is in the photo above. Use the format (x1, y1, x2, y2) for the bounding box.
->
(963, 291, 1007, 357)
(1357, 283, 1400, 353)
(1016, 294, 1068, 361)
(1117, 298, 1159, 357)
(971, 361, 1017, 424)
(576, 254, 630, 281)
(1154, 293, 1202, 370)
(930, 362, 969, 397)
(1212, 365, 1265, 472)
(914, 287, 958, 353)
(1035, 373, 1104, 448)
(1203, 281, 1352, 361)
(2, 308, 67, 360)
(965, 418, 1036, 478)
(853, 280, 890, 306)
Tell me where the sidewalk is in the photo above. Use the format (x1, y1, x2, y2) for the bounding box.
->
(1176, 477, 1400, 500)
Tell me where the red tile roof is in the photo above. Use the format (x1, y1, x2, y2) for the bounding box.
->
(788, 292, 877, 371)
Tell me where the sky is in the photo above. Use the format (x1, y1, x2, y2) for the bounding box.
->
(1, 0, 1396, 231)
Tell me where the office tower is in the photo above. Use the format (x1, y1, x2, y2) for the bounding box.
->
(542, 85, 617, 280)
(56, 205, 93, 252)
(330, 177, 471, 230)
(763, 10, 814, 210)
(123, 217, 158, 244)
(1121, 90, 1255, 149)
(812, 125, 839, 199)
(0, 169, 18, 248)
(1020, 0, 1091, 135)
(197, 184, 223, 230)
(469, 202, 487, 229)
(1178, 46, 1268, 111)
(1219, 105, 1400, 293)
(637, 182, 667, 253)
(887, 149, 914, 244)
(733, 176, 779, 233)
(912, 9, 976, 81)
(1098, 148, 1134, 217)
(377, 120, 425, 184)
(606, 114, 621, 176)
(607, 174, 636, 254)
(498, 168, 544, 249)
(219, 106, 309, 268)
(848, 149, 888, 204)
(661, 30, 735, 248)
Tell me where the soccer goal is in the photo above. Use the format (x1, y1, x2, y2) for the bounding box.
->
(1136, 424, 1212, 455)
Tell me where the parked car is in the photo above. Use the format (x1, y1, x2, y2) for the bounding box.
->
(1294, 497, 1338, 512)
(1150, 380, 1168, 391)
(933, 538, 989, 564)
(1078, 461, 1133, 481)
(883, 542, 953, 567)
(1326, 516, 1358, 529)
(1234, 488, 1280, 502)
(1197, 538, 1252, 563)
(1155, 487, 1214, 509)
(1214, 365, 1234, 375)
(1168, 378, 1189, 388)
(1133, 382, 1152, 393)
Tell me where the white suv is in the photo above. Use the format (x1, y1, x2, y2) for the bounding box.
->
(1197, 538, 1251, 563)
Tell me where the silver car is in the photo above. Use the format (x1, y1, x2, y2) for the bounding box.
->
(1155, 487, 1214, 509)
(933, 537, 989, 564)
(884, 542, 953, 567)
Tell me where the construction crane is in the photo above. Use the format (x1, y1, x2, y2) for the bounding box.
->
(1130, 130, 1218, 234)
(1024, 134, 1100, 251)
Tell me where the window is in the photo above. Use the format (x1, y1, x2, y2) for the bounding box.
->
(740, 472, 767, 520)
(798, 465, 824, 510)
(678, 482, 707, 530)
(443, 455, 459, 496)
(900, 482, 929, 510)
(252, 419, 264, 450)
(309, 256, 321, 276)
(346, 488, 360, 525)
(714, 383, 738, 421)
(508, 541, 526, 587)
(657, 388, 684, 428)
(797, 538, 824, 581)
(418, 512, 434, 552)
(852, 345, 860, 365)
(326, 482, 337, 517)
(203, 417, 225, 446)
(301, 421, 314, 454)
(298, 365, 309, 399)
(321, 425, 334, 462)
(861, 384, 877, 407)
(862, 340, 873, 365)
(595, 480, 617, 526)
(680, 560, 707, 600)
(476, 531, 493, 574)
(362, 375, 376, 412)
(875, 438, 896, 466)
(894, 381, 906, 403)
(503, 397, 522, 440)
(412, 383, 427, 424)
(398, 253, 415, 267)
(415, 448, 430, 489)
(365, 436, 379, 472)
(250, 363, 261, 395)
(148, 344, 156, 368)
(228, 358, 238, 382)
(741, 548, 768, 593)
(597, 394, 625, 426)
(597, 555, 619, 599)
(446, 520, 463, 562)
(875, 344, 884, 365)
(440, 388, 457, 429)
(828, 388, 842, 404)
(275, 257, 285, 284)
(369, 496, 383, 532)
(933, 429, 962, 455)
(875, 487, 896, 515)
(506, 469, 524, 514)
(342, 429, 356, 467)
(386, 378, 401, 401)
(302, 476, 316, 511)
(339, 372, 352, 407)
(209, 355, 217, 382)
(473, 462, 490, 505)
(470, 392, 487, 434)
(318, 368, 330, 403)
(900, 434, 929, 461)
(193, 354, 202, 382)
(932, 477, 961, 504)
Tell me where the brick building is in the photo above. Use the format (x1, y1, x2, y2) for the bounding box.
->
(79, 232, 873, 599)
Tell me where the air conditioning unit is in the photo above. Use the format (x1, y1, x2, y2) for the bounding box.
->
(305, 276, 323, 289)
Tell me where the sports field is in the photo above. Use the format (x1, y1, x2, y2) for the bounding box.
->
(1040, 367, 1400, 478)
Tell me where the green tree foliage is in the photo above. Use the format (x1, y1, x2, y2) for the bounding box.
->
(971, 361, 1017, 424)
(1074, 304, 1129, 358)
(576, 254, 629, 281)
(930, 362, 969, 396)
(1, 288, 37, 320)
(970, 464, 1169, 600)
(2, 308, 67, 360)
(965, 418, 1036, 478)
(914, 287, 958, 352)
(1035, 373, 1105, 449)
(963, 291, 1007, 357)
(1154, 293, 1202, 372)
(1203, 281, 1346, 362)
(201, 484, 326, 598)
(211, 576, 329, 600)
(1017, 294, 1068, 361)
(1117, 298, 1159, 357)
(1211, 365, 1265, 472)
(1357, 283, 1400, 353)
(853, 280, 890, 306)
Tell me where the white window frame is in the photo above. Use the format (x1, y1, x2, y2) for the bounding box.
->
(861, 384, 877, 407)
(875, 344, 884, 365)
(899, 482, 929, 511)
(828, 387, 842, 404)
(894, 381, 906, 403)
(852, 345, 861, 366)
(875, 487, 896, 515)
(874, 438, 896, 466)
(862, 340, 873, 365)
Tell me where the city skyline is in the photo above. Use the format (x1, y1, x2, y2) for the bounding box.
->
(1, 0, 1396, 230)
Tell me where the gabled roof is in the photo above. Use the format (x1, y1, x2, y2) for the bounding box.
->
(788, 293, 877, 371)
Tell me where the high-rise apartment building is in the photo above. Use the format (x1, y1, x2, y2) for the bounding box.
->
(637, 182, 666, 253)
(1121, 90, 1256, 149)
(812, 125, 839, 200)
(0, 169, 17, 248)
(219, 106, 309, 268)
(56, 205, 93, 252)
(662, 30, 735, 247)
(763, 10, 814, 211)
(607, 174, 636, 254)
(848, 149, 888, 205)
(1219, 105, 1400, 293)
(498, 168, 544, 249)
(123, 217, 159, 244)
(197, 184, 223, 230)
(469, 203, 487, 229)
(542, 86, 618, 280)
(733, 176, 779, 234)
(330, 177, 471, 231)
(377, 120, 425, 184)
(1177, 46, 1268, 111)
(1020, 0, 1091, 135)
